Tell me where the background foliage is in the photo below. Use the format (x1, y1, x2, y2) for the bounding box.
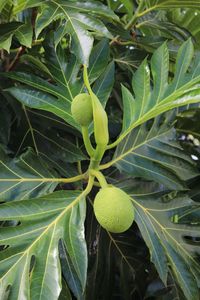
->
(0, 0, 200, 299)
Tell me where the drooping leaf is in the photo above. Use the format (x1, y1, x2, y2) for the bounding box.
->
(0, 190, 87, 300)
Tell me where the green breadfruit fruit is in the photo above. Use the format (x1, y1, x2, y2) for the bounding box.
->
(71, 93, 93, 126)
(94, 186, 134, 233)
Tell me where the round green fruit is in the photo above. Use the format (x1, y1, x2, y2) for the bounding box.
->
(93, 187, 134, 233)
(71, 93, 93, 126)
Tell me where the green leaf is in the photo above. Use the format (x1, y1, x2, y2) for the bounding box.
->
(12, 0, 44, 14)
(6, 86, 76, 128)
(0, 190, 87, 299)
(0, 0, 6, 12)
(121, 85, 135, 133)
(93, 61, 115, 107)
(110, 114, 199, 189)
(0, 22, 22, 52)
(131, 58, 150, 122)
(30, 128, 87, 163)
(139, 0, 200, 16)
(0, 148, 58, 202)
(129, 189, 200, 300)
(0, 21, 33, 52)
(119, 0, 133, 16)
(4, 39, 113, 130)
(137, 17, 192, 43)
(88, 38, 110, 83)
(0, 1, 13, 22)
(168, 8, 200, 48)
(114, 39, 200, 147)
(35, 0, 117, 64)
(15, 22, 33, 48)
(56, 0, 119, 20)
(19, 55, 52, 76)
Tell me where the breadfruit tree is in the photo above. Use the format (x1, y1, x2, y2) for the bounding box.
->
(0, 1, 200, 299)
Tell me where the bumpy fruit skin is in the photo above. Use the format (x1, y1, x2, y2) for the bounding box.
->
(94, 187, 134, 233)
(71, 93, 93, 126)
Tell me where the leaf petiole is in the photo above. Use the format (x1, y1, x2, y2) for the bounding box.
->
(89, 169, 108, 189)
(0, 173, 87, 183)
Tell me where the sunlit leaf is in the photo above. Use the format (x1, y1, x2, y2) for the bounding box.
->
(0, 148, 58, 201)
(106, 113, 199, 189)
(130, 190, 200, 300)
(0, 190, 87, 300)
(114, 39, 200, 148)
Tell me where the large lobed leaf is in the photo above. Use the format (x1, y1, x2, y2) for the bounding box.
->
(116, 179, 200, 300)
(0, 190, 87, 300)
(0, 0, 117, 61)
(104, 39, 200, 187)
(0, 148, 58, 202)
(130, 190, 200, 300)
(120, 39, 200, 137)
(4, 38, 114, 131)
(103, 113, 199, 189)
(35, 0, 118, 65)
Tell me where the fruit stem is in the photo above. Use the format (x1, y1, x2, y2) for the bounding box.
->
(82, 126, 95, 157)
(83, 174, 95, 196)
(89, 169, 108, 189)
(89, 143, 107, 169)
(83, 64, 93, 94)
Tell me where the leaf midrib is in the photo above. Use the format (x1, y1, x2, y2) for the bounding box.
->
(0, 191, 83, 283)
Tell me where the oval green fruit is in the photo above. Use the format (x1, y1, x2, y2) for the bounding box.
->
(93, 187, 134, 233)
(71, 93, 93, 126)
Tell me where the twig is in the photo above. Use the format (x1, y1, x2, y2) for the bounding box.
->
(5, 46, 26, 71)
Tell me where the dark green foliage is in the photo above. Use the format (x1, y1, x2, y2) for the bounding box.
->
(0, 1, 200, 299)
